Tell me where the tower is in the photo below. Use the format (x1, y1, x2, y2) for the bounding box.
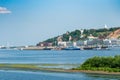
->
(69, 36, 72, 41)
(80, 29, 84, 38)
(104, 24, 108, 29)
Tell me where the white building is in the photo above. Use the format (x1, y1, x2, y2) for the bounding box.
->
(57, 41, 67, 47)
(110, 39, 120, 45)
(88, 34, 98, 40)
(103, 39, 111, 45)
(58, 41, 77, 47)
(103, 39, 120, 46)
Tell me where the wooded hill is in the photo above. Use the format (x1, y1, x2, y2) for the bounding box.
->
(37, 27, 120, 46)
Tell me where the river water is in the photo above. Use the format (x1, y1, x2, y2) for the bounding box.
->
(0, 49, 120, 80)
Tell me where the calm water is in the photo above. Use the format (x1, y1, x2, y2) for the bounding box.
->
(0, 49, 120, 80)
(0, 70, 120, 80)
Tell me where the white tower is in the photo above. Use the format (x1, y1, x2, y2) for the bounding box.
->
(80, 29, 84, 38)
(69, 36, 72, 41)
(104, 24, 108, 29)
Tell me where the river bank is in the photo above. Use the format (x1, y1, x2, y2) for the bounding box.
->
(0, 64, 120, 75)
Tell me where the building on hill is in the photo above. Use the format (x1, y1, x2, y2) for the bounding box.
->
(88, 34, 98, 40)
(36, 27, 120, 47)
(66, 31, 69, 35)
(57, 36, 63, 42)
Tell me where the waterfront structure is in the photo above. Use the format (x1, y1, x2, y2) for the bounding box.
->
(66, 41, 73, 46)
(58, 41, 78, 47)
(110, 39, 120, 45)
(37, 42, 53, 47)
(103, 39, 111, 45)
(103, 39, 120, 46)
(75, 41, 84, 46)
(57, 38, 120, 49)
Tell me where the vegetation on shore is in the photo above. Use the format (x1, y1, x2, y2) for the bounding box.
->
(73, 55, 120, 72)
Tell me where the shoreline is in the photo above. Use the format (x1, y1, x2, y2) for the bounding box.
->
(64, 70, 120, 75)
(1, 68, 120, 75)
(0, 64, 120, 75)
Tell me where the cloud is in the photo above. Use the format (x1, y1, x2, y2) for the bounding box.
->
(0, 6, 11, 14)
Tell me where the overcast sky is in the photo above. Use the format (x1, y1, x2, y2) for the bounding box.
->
(0, 0, 120, 46)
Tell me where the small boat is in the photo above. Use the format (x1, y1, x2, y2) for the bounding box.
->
(93, 46, 110, 50)
(43, 48, 51, 50)
(19, 48, 23, 50)
(63, 46, 80, 50)
(93, 47, 101, 50)
(83, 47, 93, 50)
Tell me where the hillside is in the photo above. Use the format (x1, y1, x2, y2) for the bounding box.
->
(107, 29, 120, 39)
(37, 27, 120, 46)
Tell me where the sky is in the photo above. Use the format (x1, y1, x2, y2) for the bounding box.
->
(0, 0, 120, 46)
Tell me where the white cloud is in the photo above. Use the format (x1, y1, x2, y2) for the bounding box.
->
(0, 7, 11, 14)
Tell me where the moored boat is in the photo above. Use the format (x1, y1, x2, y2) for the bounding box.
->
(63, 46, 80, 50)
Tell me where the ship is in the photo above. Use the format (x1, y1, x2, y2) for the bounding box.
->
(63, 46, 80, 50)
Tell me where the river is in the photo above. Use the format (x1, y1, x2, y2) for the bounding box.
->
(0, 49, 120, 80)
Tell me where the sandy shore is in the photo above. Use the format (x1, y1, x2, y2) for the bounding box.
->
(35, 68, 120, 75)
(0, 64, 120, 75)
(63, 69, 120, 75)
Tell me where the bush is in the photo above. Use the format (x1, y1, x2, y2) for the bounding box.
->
(76, 55, 120, 72)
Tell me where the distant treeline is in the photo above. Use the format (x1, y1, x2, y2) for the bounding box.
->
(73, 55, 120, 72)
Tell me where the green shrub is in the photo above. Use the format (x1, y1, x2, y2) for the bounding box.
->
(75, 55, 120, 72)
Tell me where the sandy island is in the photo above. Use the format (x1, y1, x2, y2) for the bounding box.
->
(0, 64, 120, 75)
